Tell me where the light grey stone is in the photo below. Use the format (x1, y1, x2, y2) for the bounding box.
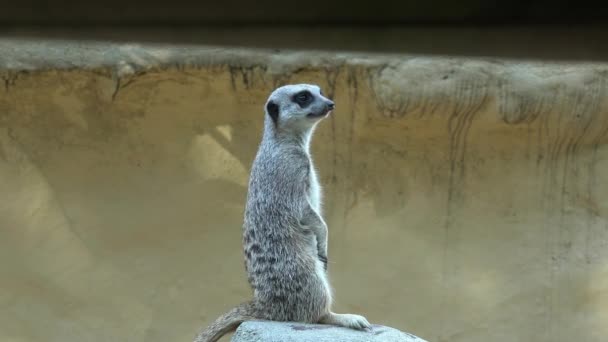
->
(231, 321, 428, 342)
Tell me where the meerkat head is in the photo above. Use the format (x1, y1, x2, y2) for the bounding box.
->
(263, 84, 335, 132)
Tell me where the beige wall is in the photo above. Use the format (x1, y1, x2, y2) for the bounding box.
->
(1, 41, 607, 342)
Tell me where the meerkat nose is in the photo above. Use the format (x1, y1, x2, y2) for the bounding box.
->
(327, 101, 335, 110)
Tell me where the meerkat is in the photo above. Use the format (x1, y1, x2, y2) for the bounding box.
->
(193, 84, 371, 342)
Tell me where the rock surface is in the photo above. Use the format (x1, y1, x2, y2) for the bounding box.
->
(231, 321, 427, 342)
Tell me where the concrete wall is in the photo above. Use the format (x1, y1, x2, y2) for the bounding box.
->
(4, 27, 608, 61)
(1, 40, 608, 342)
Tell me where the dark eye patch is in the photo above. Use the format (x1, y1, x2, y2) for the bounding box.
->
(266, 101, 280, 126)
(292, 90, 313, 108)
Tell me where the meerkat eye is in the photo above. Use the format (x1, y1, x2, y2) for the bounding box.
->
(297, 93, 309, 101)
(293, 91, 313, 107)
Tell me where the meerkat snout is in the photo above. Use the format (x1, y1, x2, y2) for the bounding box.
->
(308, 100, 334, 118)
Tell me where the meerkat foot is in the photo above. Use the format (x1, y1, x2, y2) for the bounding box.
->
(320, 312, 371, 331)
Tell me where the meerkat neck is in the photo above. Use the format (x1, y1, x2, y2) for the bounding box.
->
(263, 118, 316, 153)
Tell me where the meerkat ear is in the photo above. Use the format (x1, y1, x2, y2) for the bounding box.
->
(266, 101, 280, 125)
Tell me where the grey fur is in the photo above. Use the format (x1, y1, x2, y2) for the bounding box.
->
(193, 84, 370, 342)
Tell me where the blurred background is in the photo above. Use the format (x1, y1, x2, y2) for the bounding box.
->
(1, 1, 607, 342)
(1, 0, 608, 59)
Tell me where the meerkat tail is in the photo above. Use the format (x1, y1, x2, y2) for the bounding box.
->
(193, 301, 257, 342)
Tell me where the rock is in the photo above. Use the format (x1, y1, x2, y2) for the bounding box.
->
(231, 321, 428, 342)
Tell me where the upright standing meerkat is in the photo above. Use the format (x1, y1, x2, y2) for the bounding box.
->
(193, 84, 370, 342)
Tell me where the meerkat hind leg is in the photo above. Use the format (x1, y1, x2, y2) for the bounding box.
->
(319, 312, 371, 331)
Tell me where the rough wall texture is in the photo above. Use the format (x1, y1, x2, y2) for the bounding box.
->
(0, 40, 607, 342)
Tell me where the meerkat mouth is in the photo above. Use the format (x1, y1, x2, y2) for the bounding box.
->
(307, 110, 331, 118)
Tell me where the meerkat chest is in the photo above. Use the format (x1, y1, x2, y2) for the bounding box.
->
(308, 163, 322, 214)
